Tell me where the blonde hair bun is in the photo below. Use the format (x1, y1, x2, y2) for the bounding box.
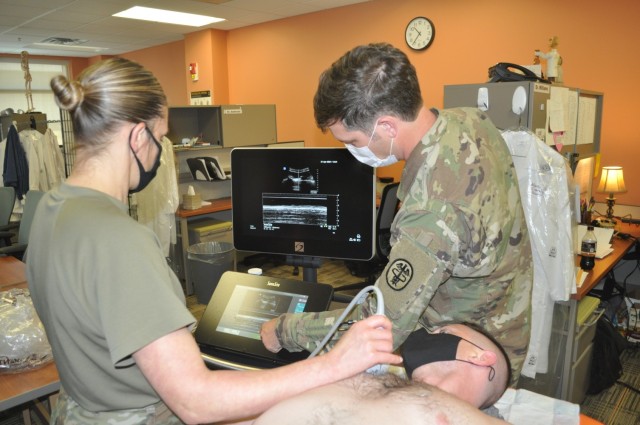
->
(50, 76, 84, 111)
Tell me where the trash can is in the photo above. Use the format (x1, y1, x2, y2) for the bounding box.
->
(187, 241, 235, 305)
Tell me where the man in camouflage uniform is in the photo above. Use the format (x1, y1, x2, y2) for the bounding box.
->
(261, 43, 533, 384)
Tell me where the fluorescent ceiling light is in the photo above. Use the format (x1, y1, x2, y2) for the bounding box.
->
(113, 6, 225, 27)
(31, 43, 107, 52)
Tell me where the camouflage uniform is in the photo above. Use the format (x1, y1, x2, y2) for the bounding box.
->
(51, 387, 184, 424)
(276, 108, 533, 383)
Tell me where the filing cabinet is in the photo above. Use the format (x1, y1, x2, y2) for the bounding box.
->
(568, 296, 603, 403)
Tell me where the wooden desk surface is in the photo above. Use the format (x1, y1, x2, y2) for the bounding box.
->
(0, 256, 61, 411)
(176, 197, 232, 218)
(0, 256, 28, 289)
(573, 222, 640, 300)
(0, 363, 60, 411)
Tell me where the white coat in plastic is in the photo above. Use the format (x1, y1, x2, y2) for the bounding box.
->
(502, 129, 576, 378)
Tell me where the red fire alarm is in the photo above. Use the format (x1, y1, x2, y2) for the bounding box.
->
(189, 62, 199, 81)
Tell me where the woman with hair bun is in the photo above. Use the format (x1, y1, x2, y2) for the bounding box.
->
(26, 57, 400, 425)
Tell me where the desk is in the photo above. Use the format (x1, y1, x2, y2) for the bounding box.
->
(572, 230, 637, 300)
(176, 197, 232, 294)
(559, 223, 639, 401)
(0, 256, 60, 416)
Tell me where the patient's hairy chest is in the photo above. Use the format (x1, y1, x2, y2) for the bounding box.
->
(254, 374, 506, 425)
(283, 375, 455, 425)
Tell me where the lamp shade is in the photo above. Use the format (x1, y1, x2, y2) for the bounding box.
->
(597, 166, 627, 194)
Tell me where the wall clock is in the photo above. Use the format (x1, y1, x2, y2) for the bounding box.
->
(405, 16, 435, 51)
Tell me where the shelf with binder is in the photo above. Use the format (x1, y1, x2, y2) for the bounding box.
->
(167, 104, 277, 148)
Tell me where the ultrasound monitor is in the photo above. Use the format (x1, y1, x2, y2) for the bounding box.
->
(195, 271, 334, 369)
(231, 147, 376, 281)
(216, 283, 309, 341)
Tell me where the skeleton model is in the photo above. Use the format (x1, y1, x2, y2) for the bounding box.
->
(21, 51, 35, 112)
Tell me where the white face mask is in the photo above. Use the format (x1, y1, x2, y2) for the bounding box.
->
(345, 121, 398, 167)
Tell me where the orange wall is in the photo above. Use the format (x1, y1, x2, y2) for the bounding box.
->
(209, 30, 230, 105)
(122, 41, 186, 106)
(182, 31, 215, 104)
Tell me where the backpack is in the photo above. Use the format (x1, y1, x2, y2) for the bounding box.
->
(586, 316, 627, 395)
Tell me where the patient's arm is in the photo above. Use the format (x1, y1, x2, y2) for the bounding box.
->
(254, 374, 509, 425)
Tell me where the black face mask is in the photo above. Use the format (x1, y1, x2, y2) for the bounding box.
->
(129, 127, 162, 194)
(402, 328, 495, 381)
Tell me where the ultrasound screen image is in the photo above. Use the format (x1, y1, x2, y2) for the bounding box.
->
(263, 194, 338, 227)
(261, 164, 339, 228)
(281, 167, 317, 192)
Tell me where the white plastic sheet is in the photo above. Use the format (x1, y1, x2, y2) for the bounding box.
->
(495, 388, 579, 425)
(0, 288, 53, 373)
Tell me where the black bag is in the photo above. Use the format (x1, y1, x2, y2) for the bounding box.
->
(487, 62, 550, 84)
(586, 316, 627, 395)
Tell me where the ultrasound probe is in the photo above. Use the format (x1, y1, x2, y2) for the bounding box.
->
(307, 285, 386, 375)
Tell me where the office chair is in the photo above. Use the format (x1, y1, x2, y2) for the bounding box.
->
(0, 190, 44, 261)
(336, 182, 400, 293)
(0, 186, 16, 227)
(0, 187, 17, 246)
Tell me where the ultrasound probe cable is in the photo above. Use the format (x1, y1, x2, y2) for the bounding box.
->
(308, 285, 385, 359)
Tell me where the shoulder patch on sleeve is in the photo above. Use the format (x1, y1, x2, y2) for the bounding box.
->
(385, 259, 414, 291)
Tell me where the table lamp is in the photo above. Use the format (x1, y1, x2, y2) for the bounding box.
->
(596, 166, 626, 227)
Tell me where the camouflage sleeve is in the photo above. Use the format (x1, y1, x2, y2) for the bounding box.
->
(276, 301, 375, 353)
(374, 198, 461, 348)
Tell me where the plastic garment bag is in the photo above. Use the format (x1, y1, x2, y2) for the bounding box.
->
(132, 136, 180, 257)
(502, 129, 576, 378)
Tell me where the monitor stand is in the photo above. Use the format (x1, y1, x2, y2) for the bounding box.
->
(286, 255, 322, 283)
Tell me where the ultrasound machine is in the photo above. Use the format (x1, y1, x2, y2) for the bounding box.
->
(194, 147, 378, 370)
